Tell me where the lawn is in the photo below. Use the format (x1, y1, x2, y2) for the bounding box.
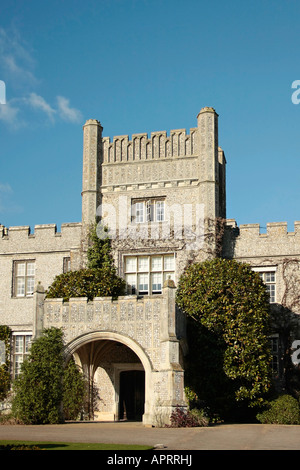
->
(0, 440, 153, 450)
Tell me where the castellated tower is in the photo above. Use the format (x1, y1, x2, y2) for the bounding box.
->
(81, 119, 103, 228)
(81, 108, 226, 281)
(197, 107, 225, 221)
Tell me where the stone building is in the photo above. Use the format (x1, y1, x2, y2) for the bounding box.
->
(0, 107, 299, 424)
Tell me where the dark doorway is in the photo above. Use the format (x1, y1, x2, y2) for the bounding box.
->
(119, 370, 145, 421)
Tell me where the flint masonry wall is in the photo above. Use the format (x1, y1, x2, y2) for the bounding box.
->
(0, 223, 82, 329)
(81, 108, 227, 280)
(224, 220, 300, 312)
(39, 283, 187, 425)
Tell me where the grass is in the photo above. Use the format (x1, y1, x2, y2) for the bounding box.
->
(0, 440, 153, 450)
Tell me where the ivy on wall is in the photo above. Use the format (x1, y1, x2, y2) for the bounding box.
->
(45, 223, 126, 301)
(0, 325, 11, 401)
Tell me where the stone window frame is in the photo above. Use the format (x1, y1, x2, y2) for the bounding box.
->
(63, 256, 71, 273)
(11, 331, 32, 379)
(123, 253, 175, 296)
(252, 266, 277, 303)
(131, 197, 166, 224)
(12, 259, 35, 298)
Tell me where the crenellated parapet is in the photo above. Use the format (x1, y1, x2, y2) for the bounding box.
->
(102, 127, 198, 164)
(81, 108, 227, 259)
(0, 222, 82, 254)
(224, 219, 300, 259)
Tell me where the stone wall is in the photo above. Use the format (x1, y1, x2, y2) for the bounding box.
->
(81, 108, 227, 282)
(0, 223, 82, 330)
(39, 283, 187, 425)
(224, 219, 300, 313)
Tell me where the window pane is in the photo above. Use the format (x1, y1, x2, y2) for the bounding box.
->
(138, 273, 148, 292)
(135, 202, 144, 223)
(156, 201, 164, 221)
(151, 256, 162, 271)
(17, 278, 25, 296)
(15, 336, 23, 353)
(267, 284, 275, 303)
(26, 277, 35, 295)
(146, 201, 154, 221)
(26, 263, 35, 276)
(164, 255, 174, 271)
(25, 336, 32, 353)
(138, 257, 148, 272)
(152, 273, 162, 292)
(126, 274, 136, 294)
(16, 263, 25, 276)
(125, 257, 137, 272)
(265, 272, 275, 283)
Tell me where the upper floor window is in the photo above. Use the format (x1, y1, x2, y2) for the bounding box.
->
(131, 198, 165, 223)
(253, 267, 276, 303)
(63, 257, 71, 273)
(13, 260, 35, 297)
(124, 253, 175, 295)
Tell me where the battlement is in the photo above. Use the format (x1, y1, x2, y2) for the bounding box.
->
(224, 219, 300, 260)
(226, 220, 300, 237)
(102, 127, 198, 163)
(0, 222, 82, 253)
(0, 222, 82, 239)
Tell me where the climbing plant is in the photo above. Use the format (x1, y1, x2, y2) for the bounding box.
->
(46, 223, 126, 301)
(0, 325, 11, 401)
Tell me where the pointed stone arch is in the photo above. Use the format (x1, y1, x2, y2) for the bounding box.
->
(65, 331, 153, 424)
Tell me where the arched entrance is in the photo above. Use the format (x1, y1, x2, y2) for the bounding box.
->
(65, 332, 152, 423)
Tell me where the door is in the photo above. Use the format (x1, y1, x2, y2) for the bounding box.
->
(119, 370, 145, 421)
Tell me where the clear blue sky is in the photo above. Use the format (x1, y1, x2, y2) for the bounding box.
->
(0, 0, 299, 232)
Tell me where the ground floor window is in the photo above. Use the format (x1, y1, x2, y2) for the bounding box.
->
(124, 253, 175, 295)
(12, 333, 32, 379)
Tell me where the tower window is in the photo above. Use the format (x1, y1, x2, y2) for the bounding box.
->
(131, 198, 165, 223)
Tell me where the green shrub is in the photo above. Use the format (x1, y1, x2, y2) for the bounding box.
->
(63, 358, 86, 420)
(12, 328, 65, 424)
(45, 223, 126, 301)
(176, 258, 272, 410)
(45, 267, 126, 301)
(256, 394, 300, 424)
(0, 326, 11, 401)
